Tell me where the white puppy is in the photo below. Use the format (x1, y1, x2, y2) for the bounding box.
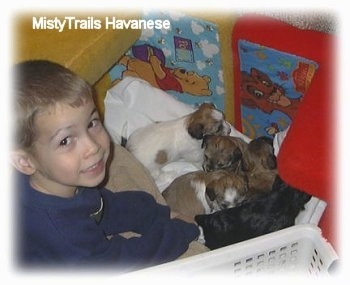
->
(126, 103, 231, 179)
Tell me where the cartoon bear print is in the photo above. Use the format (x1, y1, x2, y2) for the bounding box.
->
(240, 67, 302, 120)
(117, 44, 212, 97)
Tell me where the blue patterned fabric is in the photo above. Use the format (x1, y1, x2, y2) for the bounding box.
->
(238, 39, 319, 138)
(109, 11, 225, 111)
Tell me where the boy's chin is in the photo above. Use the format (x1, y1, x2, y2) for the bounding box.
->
(81, 171, 107, 188)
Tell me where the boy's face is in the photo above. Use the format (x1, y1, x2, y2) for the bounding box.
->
(25, 98, 110, 197)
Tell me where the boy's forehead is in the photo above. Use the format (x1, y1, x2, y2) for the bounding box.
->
(34, 99, 96, 135)
(42, 96, 92, 112)
(39, 97, 94, 115)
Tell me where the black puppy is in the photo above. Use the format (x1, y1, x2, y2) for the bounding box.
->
(195, 175, 311, 250)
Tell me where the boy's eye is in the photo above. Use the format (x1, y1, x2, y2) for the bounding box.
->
(88, 118, 100, 129)
(59, 137, 71, 147)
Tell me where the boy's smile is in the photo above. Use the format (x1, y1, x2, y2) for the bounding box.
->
(80, 158, 105, 177)
(27, 99, 111, 198)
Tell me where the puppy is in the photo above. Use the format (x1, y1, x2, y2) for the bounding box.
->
(202, 135, 248, 172)
(126, 103, 231, 178)
(241, 136, 278, 194)
(162, 170, 247, 221)
(195, 175, 311, 250)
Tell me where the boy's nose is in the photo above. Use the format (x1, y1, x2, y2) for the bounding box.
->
(83, 135, 100, 158)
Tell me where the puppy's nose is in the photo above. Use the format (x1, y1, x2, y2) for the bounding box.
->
(221, 204, 228, 209)
(226, 123, 231, 135)
(203, 164, 214, 172)
(179, 69, 186, 74)
(220, 202, 230, 209)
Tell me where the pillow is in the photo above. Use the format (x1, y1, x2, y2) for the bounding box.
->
(104, 143, 165, 205)
(237, 39, 318, 138)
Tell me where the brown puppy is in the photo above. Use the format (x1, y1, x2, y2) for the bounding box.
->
(241, 136, 278, 194)
(162, 170, 247, 222)
(202, 135, 248, 172)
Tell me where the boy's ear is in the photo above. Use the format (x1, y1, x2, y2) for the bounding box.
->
(10, 150, 36, 175)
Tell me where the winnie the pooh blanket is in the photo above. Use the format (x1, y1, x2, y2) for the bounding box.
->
(109, 11, 225, 111)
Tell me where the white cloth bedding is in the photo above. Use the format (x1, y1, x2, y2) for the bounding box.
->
(104, 76, 195, 145)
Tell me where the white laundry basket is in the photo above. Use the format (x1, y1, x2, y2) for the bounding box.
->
(132, 224, 338, 277)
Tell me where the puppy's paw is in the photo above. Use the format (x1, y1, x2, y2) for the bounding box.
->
(197, 226, 206, 244)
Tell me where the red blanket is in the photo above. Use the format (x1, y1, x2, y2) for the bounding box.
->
(232, 14, 337, 247)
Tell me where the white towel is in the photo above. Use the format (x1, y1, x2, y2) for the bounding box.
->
(104, 76, 194, 144)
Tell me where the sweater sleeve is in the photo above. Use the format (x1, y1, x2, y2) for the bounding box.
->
(99, 189, 171, 235)
(95, 217, 199, 270)
(93, 189, 200, 269)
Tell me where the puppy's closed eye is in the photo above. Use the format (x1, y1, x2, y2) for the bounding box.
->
(205, 187, 217, 201)
(201, 135, 210, 148)
(232, 147, 243, 162)
(215, 124, 223, 134)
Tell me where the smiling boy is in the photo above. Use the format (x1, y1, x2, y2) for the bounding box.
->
(11, 60, 199, 270)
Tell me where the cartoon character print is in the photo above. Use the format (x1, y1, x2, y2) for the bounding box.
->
(240, 67, 302, 120)
(118, 44, 212, 97)
(265, 122, 280, 136)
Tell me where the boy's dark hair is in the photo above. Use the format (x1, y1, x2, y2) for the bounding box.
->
(13, 60, 93, 150)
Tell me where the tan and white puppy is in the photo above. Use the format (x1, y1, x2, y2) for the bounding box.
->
(126, 103, 231, 179)
(202, 135, 248, 172)
(162, 170, 247, 221)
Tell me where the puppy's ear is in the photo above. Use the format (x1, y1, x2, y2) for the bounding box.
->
(194, 214, 206, 226)
(201, 135, 212, 148)
(201, 135, 210, 148)
(232, 147, 243, 162)
(262, 154, 277, 170)
(188, 122, 204, 139)
(260, 136, 274, 146)
(205, 187, 217, 201)
(241, 156, 251, 172)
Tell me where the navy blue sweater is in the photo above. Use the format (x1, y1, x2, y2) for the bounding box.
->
(17, 174, 199, 271)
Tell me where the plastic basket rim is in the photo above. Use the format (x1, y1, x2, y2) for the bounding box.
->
(133, 224, 338, 275)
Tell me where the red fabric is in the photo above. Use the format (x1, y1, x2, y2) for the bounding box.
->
(232, 14, 337, 248)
